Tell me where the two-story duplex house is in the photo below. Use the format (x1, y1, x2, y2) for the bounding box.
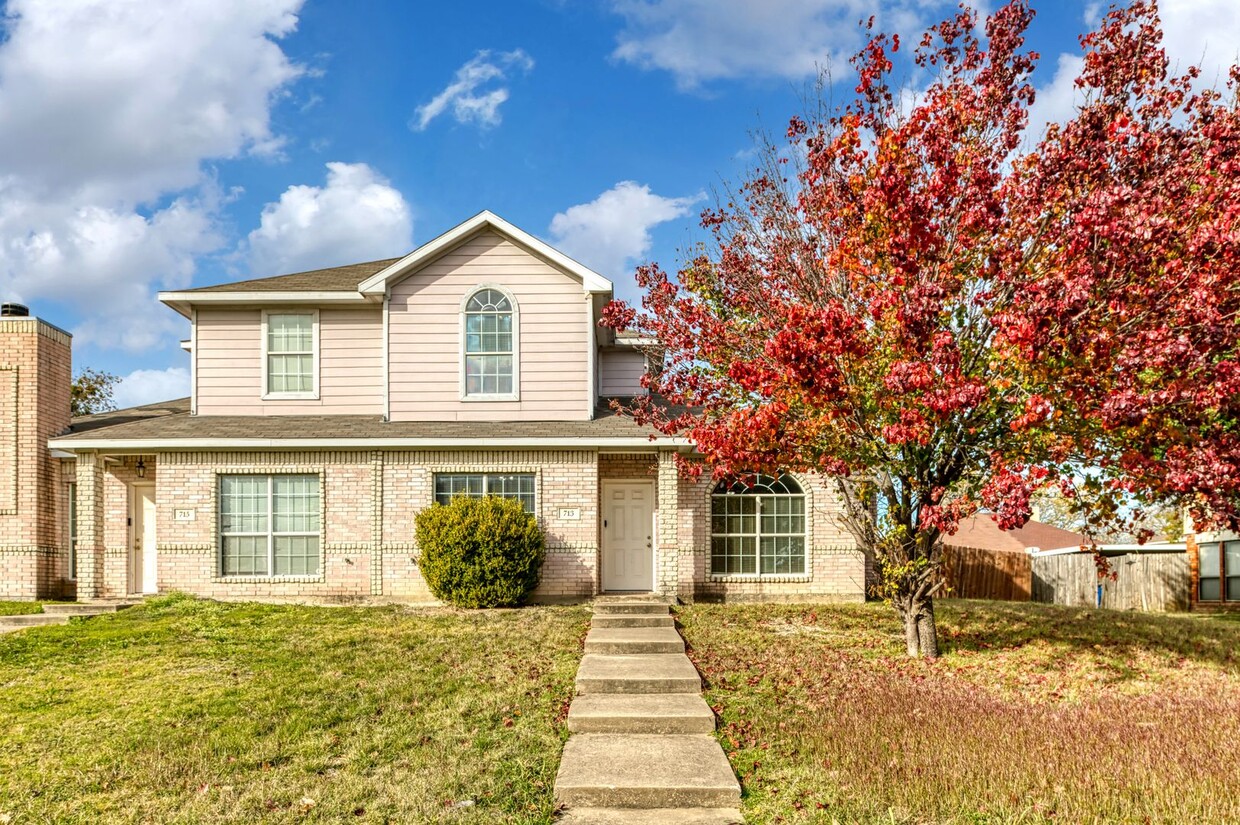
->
(0, 211, 866, 604)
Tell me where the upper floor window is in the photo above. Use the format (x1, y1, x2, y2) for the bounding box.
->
(711, 474, 806, 576)
(462, 287, 517, 399)
(263, 311, 318, 399)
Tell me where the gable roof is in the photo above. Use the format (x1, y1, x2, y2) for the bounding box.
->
(173, 258, 401, 294)
(357, 210, 613, 295)
(158, 211, 613, 317)
(948, 514, 1087, 553)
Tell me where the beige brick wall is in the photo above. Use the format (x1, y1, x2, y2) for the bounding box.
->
(0, 318, 72, 600)
(64, 446, 866, 605)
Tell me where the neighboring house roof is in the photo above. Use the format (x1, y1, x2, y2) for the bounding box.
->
(49, 397, 679, 451)
(948, 514, 1087, 553)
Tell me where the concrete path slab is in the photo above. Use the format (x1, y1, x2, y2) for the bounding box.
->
(576, 653, 701, 694)
(584, 626, 685, 655)
(568, 693, 715, 734)
(592, 602, 672, 616)
(591, 614, 675, 629)
(557, 806, 743, 824)
(555, 734, 741, 809)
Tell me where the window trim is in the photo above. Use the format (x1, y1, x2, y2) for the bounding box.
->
(1197, 539, 1240, 604)
(459, 284, 520, 402)
(261, 309, 320, 401)
(709, 473, 808, 579)
(67, 481, 77, 581)
(432, 471, 538, 515)
(217, 473, 323, 579)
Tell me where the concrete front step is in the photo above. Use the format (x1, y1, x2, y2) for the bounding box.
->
(576, 654, 701, 695)
(41, 602, 137, 616)
(592, 602, 671, 617)
(0, 614, 70, 630)
(591, 614, 675, 629)
(555, 734, 741, 809)
(568, 693, 715, 734)
(584, 626, 685, 655)
(557, 807, 743, 824)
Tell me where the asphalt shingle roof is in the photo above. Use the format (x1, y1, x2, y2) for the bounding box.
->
(176, 258, 402, 294)
(57, 397, 664, 445)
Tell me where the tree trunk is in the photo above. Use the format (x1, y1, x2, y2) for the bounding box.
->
(897, 594, 941, 658)
(916, 596, 940, 659)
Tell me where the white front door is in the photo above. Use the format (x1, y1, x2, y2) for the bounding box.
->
(130, 486, 158, 595)
(601, 481, 654, 592)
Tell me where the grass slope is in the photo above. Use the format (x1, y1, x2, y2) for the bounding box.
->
(0, 595, 588, 824)
(678, 599, 1240, 825)
(0, 601, 49, 616)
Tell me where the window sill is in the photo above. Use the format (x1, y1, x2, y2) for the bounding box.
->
(213, 574, 325, 583)
(262, 392, 320, 401)
(460, 393, 520, 402)
(706, 574, 811, 583)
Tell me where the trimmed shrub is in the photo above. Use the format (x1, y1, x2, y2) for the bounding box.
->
(415, 496, 545, 608)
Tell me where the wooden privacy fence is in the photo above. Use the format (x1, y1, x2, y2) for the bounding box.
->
(940, 545, 1032, 601)
(1030, 550, 1190, 612)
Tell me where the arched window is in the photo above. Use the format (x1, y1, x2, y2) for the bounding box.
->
(711, 474, 806, 575)
(462, 287, 517, 398)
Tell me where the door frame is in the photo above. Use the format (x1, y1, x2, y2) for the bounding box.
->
(129, 482, 157, 595)
(599, 479, 656, 593)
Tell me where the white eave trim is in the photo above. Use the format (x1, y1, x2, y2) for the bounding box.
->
(158, 291, 373, 318)
(48, 435, 688, 452)
(358, 210, 614, 296)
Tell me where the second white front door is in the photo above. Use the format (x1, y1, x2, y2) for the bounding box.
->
(130, 486, 158, 595)
(601, 481, 654, 592)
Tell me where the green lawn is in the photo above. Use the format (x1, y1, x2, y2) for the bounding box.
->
(0, 594, 588, 824)
(0, 601, 50, 616)
(677, 599, 1240, 825)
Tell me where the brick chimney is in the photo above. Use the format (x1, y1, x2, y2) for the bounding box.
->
(0, 305, 73, 599)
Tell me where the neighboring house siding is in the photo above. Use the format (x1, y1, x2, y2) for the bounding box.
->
(195, 307, 383, 415)
(388, 230, 590, 421)
(599, 350, 646, 397)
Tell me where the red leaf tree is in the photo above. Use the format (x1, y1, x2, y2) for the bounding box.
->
(603, 0, 1240, 657)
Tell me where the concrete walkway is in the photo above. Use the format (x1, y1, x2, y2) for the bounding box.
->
(0, 601, 137, 634)
(554, 596, 742, 824)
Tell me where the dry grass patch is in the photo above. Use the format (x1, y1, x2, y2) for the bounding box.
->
(0, 594, 589, 824)
(678, 599, 1240, 825)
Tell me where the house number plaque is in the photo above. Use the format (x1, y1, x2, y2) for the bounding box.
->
(174, 509, 196, 522)
(558, 508, 581, 520)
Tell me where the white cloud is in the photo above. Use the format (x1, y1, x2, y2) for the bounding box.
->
(610, 0, 962, 91)
(411, 49, 534, 130)
(1030, 0, 1240, 137)
(0, 0, 307, 352)
(548, 181, 701, 284)
(114, 367, 191, 408)
(246, 162, 414, 275)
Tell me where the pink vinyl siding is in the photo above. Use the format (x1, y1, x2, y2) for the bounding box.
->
(599, 349, 646, 397)
(388, 230, 590, 421)
(195, 307, 383, 415)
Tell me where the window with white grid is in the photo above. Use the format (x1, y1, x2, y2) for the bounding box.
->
(434, 472, 535, 514)
(264, 312, 317, 397)
(219, 474, 320, 576)
(711, 474, 806, 576)
(462, 288, 516, 398)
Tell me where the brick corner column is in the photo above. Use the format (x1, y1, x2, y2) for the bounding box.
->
(74, 452, 105, 600)
(656, 450, 681, 598)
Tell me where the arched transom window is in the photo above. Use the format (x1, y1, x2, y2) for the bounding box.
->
(711, 474, 806, 575)
(463, 287, 516, 398)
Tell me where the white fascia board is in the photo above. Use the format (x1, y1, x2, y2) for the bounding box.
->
(159, 291, 372, 305)
(358, 210, 614, 295)
(48, 435, 689, 452)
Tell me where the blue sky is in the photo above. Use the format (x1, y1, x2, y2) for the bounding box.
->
(0, 0, 1235, 406)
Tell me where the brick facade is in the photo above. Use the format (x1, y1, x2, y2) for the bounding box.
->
(55, 447, 867, 605)
(0, 318, 73, 600)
